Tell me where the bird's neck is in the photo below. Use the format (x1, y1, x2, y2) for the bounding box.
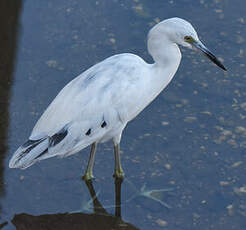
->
(142, 37, 182, 105)
(148, 36, 181, 71)
(147, 36, 181, 93)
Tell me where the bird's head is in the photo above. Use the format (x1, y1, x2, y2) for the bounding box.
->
(148, 17, 226, 71)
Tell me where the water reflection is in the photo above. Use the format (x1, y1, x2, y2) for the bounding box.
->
(12, 178, 139, 230)
(0, 0, 22, 216)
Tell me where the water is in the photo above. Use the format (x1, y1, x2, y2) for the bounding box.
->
(1, 0, 246, 229)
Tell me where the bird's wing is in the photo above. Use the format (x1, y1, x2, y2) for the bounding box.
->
(10, 54, 151, 167)
(30, 53, 149, 140)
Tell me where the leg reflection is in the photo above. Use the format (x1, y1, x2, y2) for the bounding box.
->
(83, 177, 124, 217)
(84, 179, 107, 215)
(114, 177, 123, 217)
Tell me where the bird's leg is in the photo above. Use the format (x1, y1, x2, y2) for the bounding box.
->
(113, 144, 125, 179)
(82, 142, 97, 181)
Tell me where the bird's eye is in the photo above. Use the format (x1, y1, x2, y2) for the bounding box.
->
(184, 36, 194, 42)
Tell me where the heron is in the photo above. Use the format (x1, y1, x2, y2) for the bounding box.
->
(9, 18, 226, 180)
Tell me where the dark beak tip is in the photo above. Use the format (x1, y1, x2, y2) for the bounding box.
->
(219, 63, 227, 71)
(193, 41, 227, 72)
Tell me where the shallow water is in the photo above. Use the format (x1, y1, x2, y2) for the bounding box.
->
(1, 0, 246, 229)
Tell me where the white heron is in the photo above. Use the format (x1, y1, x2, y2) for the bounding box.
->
(9, 18, 226, 180)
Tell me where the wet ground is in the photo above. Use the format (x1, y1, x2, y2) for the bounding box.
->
(1, 0, 246, 229)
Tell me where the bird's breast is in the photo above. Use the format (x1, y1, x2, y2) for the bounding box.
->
(117, 64, 178, 123)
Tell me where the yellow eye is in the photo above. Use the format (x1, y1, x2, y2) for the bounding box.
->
(184, 36, 194, 42)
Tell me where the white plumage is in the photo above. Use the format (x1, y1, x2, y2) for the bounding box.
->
(9, 18, 226, 179)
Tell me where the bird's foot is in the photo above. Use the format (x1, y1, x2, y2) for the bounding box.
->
(82, 171, 95, 181)
(113, 168, 125, 179)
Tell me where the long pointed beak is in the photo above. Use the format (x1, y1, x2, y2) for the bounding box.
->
(192, 41, 227, 71)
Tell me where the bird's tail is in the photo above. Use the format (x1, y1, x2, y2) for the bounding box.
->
(9, 137, 49, 169)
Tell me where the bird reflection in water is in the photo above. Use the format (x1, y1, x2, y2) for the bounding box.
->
(11, 178, 173, 230)
(12, 178, 139, 230)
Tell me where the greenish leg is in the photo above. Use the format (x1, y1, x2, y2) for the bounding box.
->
(113, 144, 125, 179)
(82, 142, 97, 181)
